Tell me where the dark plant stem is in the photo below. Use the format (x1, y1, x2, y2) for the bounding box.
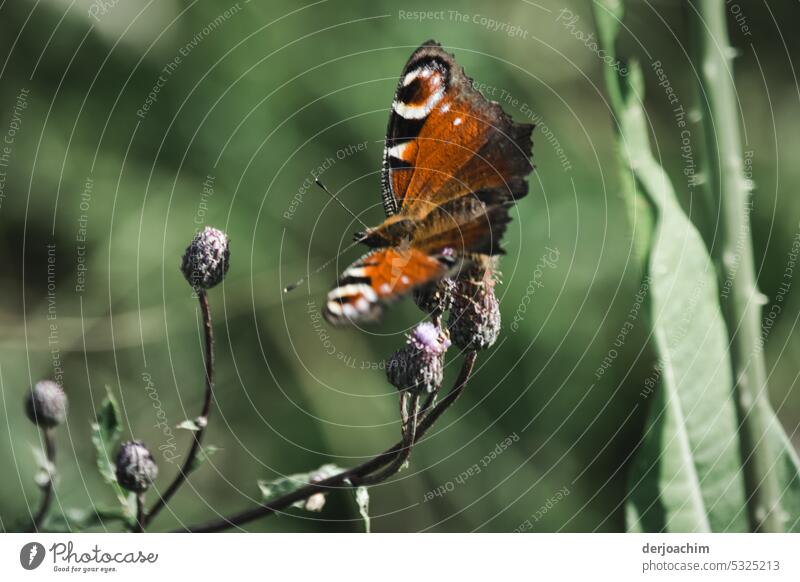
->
(351, 392, 421, 487)
(134, 493, 146, 533)
(146, 290, 215, 526)
(28, 427, 56, 532)
(177, 350, 477, 533)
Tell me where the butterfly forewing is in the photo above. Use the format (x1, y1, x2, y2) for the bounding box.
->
(381, 41, 533, 219)
(324, 247, 447, 326)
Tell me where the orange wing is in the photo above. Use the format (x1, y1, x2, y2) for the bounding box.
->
(324, 247, 448, 325)
(381, 41, 533, 219)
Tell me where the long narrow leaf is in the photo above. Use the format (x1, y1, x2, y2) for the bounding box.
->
(594, 0, 747, 532)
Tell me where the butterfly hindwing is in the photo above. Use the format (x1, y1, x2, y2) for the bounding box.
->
(324, 247, 448, 325)
(411, 197, 511, 257)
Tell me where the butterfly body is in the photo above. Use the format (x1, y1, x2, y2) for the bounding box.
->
(324, 41, 534, 325)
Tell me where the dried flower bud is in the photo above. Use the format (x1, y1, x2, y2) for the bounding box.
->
(25, 380, 68, 428)
(449, 261, 501, 350)
(413, 277, 455, 314)
(386, 322, 451, 394)
(115, 440, 158, 493)
(180, 226, 230, 290)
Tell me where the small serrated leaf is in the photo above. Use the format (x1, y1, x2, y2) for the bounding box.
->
(258, 464, 342, 511)
(189, 445, 220, 473)
(31, 445, 55, 487)
(353, 486, 370, 533)
(90, 386, 121, 485)
(89, 386, 132, 519)
(45, 505, 130, 532)
(176, 419, 201, 432)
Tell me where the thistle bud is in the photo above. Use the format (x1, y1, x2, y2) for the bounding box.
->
(115, 440, 158, 493)
(25, 380, 68, 428)
(386, 322, 451, 394)
(449, 262, 501, 350)
(180, 226, 230, 290)
(413, 277, 455, 315)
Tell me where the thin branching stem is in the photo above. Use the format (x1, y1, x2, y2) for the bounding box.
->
(176, 350, 478, 533)
(352, 392, 421, 486)
(145, 290, 215, 526)
(134, 493, 146, 533)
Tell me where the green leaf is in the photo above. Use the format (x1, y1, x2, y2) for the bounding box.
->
(595, 13, 748, 532)
(91, 386, 121, 485)
(623, 67, 747, 533)
(188, 445, 220, 473)
(89, 386, 132, 520)
(176, 419, 201, 432)
(258, 463, 341, 511)
(44, 505, 130, 532)
(353, 486, 370, 533)
(31, 445, 55, 488)
(764, 411, 800, 531)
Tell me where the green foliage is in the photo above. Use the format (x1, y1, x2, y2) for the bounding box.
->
(44, 506, 130, 533)
(353, 486, 371, 533)
(31, 445, 55, 488)
(594, 0, 800, 533)
(258, 464, 342, 510)
(176, 419, 202, 432)
(189, 445, 221, 473)
(91, 386, 122, 486)
(90, 386, 135, 525)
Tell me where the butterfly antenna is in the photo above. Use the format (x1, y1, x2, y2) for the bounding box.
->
(283, 236, 367, 293)
(315, 179, 369, 230)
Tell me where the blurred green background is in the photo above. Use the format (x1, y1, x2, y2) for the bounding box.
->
(0, 0, 798, 532)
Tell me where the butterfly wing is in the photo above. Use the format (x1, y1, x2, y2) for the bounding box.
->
(411, 197, 512, 256)
(381, 40, 534, 220)
(324, 247, 448, 325)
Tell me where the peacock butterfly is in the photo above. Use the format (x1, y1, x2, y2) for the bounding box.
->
(324, 40, 534, 325)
